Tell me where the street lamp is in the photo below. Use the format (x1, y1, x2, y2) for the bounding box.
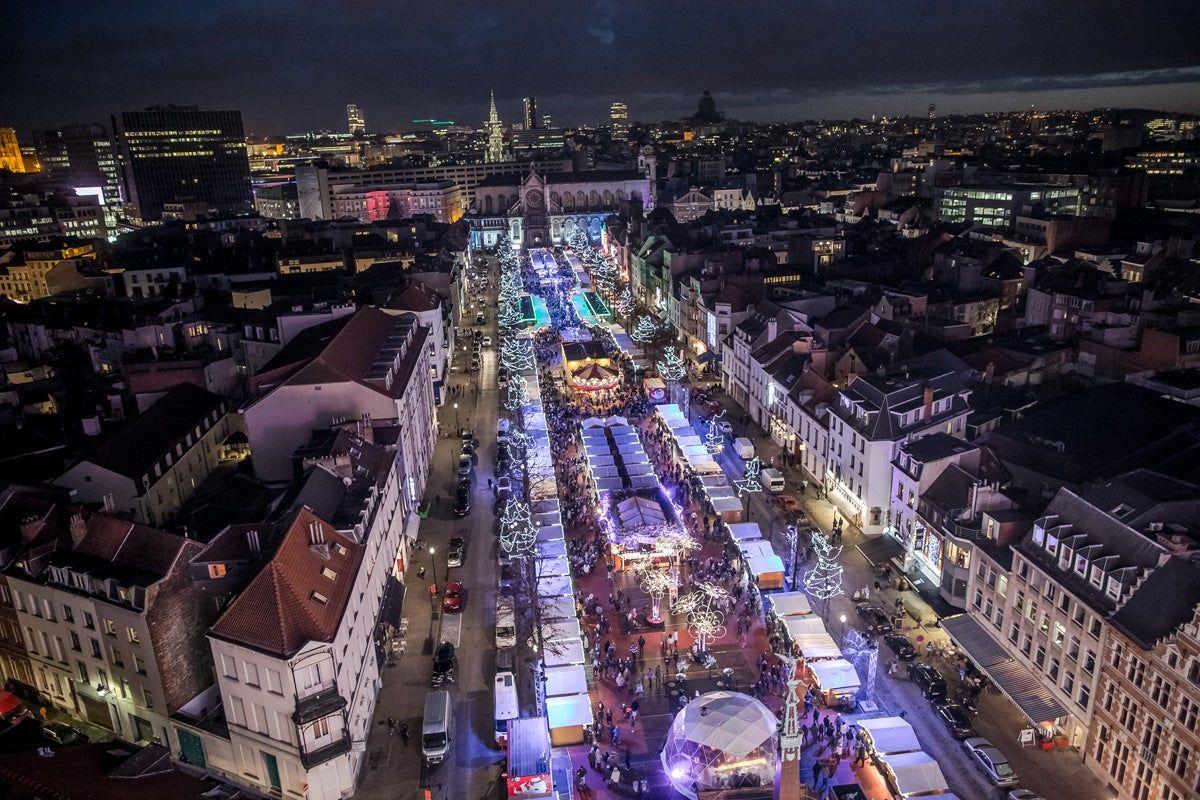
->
(453, 401, 460, 430)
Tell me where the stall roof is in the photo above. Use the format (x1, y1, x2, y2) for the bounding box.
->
(546, 693, 594, 729)
(796, 635, 845, 661)
(540, 617, 582, 643)
(537, 574, 573, 598)
(657, 404, 686, 419)
(537, 539, 568, 560)
(537, 595, 577, 622)
(857, 717, 920, 755)
(710, 497, 743, 512)
(942, 614, 1067, 725)
(878, 751, 949, 797)
(536, 524, 565, 543)
(536, 556, 572, 578)
(544, 665, 589, 698)
(767, 591, 812, 617)
(507, 716, 551, 778)
(727, 522, 763, 542)
(784, 615, 827, 638)
(543, 637, 586, 667)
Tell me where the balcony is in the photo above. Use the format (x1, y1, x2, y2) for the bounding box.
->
(291, 685, 347, 726)
(299, 731, 351, 769)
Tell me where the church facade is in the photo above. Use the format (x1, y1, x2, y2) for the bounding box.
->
(469, 168, 653, 249)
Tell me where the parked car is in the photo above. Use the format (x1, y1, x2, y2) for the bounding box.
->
(442, 582, 466, 613)
(453, 486, 471, 517)
(457, 454, 473, 476)
(1006, 791, 1043, 800)
(906, 662, 948, 699)
(41, 721, 89, 746)
(854, 603, 892, 634)
(431, 643, 456, 686)
(473, 329, 483, 341)
(496, 476, 512, 499)
(880, 632, 916, 660)
(447, 536, 466, 568)
(469, 358, 480, 372)
(475, 313, 485, 325)
(963, 737, 1019, 787)
(482, 336, 492, 347)
(934, 701, 975, 738)
(717, 420, 733, 435)
(461, 439, 476, 456)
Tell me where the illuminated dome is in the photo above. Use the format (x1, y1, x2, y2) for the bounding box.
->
(659, 691, 778, 800)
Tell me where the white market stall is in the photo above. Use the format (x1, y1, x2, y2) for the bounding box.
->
(808, 657, 860, 709)
(540, 618, 583, 645)
(537, 539, 568, 560)
(766, 591, 812, 618)
(543, 637, 586, 668)
(792, 632, 842, 660)
(856, 716, 920, 756)
(726, 522, 762, 542)
(535, 556, 572, 578)
(877, 751, 950, 798)
(537, 574, 573, 598)
(783, 615, 827, 639)
(537, 594, 577, 623)
(737, 539, 786, 589)
(545, 693, 593, 745)
(544, 665, 589, 698)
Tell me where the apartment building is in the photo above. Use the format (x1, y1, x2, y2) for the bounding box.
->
(947, 471, 1200, 761)
(0, 241, 102, 302)
(5, 510, 212, 745)
(325, 180, 461, 224)
(243, 308, 435, 486)
(825, 351, 972, 533)
(56, 383, 236, 526)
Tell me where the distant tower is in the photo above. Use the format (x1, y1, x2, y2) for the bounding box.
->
(347, 104, 365, 136)
(610, 101, 630, 140)
(523, 97, 538, 130)
(928, 103, 936, 122)
(485, 91, 510, 163)
(541, 113, 553, 129)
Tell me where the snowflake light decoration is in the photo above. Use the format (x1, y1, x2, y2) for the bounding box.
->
(804, 529, 844, 602)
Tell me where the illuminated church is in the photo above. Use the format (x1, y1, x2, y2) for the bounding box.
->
(470, 166, 653, 249)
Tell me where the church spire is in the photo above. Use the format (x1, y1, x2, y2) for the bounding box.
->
(485, 90, 510, 163)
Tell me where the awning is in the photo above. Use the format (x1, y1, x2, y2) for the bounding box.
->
(696, 350, 718, 364)
(856, 534, 906, 567)
(857, 716, 919, 755)
(878, 751, 949, 797)
(941, 614, 1067, 725)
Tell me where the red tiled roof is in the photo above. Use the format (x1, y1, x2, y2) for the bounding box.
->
(210, 506, 364, 658)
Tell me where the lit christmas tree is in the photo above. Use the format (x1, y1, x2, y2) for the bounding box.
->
(735, 457, 762, 496)
(497, 299, 522, 330)
(657, 346, 686, 381)
(504, 373, 528, 412)
(499, 497, 536, 556)
(615, 287, 635, 316)
(631, 314, 658, 343)
(804, 529, 845, 610)
(499, 337, 535, 371)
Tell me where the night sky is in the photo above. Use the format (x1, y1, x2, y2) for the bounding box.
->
(4, 0, 1199, 134)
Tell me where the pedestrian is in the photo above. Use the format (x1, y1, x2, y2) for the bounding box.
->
(624, 747, 632, 770)
(854, 743, 867, 767)
(387, 717, 395, 736)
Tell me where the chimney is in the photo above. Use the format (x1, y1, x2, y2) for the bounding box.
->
(69, 512, 87, 547)
(923, 386, 934, 420)
(309, 521, 325, 545)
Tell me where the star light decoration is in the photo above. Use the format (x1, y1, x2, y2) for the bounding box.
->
(657, 346, 686, 381)
(499, 337, 536, 371)
(804, 529, 844, 602)
(504, 373, 528, 412)
(631, 314, 658, 343)
(672, 582, 730, 652)
(705, 411, 726, 454)
(615, 287, 635, 316)
(735, 457, 762, 496)
(499, 497, 536, 556)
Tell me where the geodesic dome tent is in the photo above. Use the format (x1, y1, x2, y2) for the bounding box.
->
(660, 691, 778, 800)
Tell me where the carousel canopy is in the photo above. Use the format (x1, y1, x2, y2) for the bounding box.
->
(857, 717, 920, 756)
(571, 362, 620, 387)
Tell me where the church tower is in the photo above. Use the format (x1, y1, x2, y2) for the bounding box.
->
(485, 90, 510, 163)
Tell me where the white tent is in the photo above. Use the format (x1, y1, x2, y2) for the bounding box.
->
(537, 539, 568, 560)
(857, 717, 920, 756)
(536, 524, 565, 543)
(540, 617, 582, 644)
(727, 522, 762, 542)
(537, 574, 573, 598)
(617, 496, 668, 527)
(783, 615, 827, 639)
(767, 591, 812, 617)
(535, 556, 572, 578)
(545, 693, 594, 728)
(665, 691, 777, 757)
(657, 404, 685, 421)
(710, 496, 743, 515)
(544, 665, 589, 698)
(793, 633, 843, 660)
(542, 637, 585, 667)
(878, 751, 949, 797)
(809, 658, 860, 692)
(537, 595, 577, 622)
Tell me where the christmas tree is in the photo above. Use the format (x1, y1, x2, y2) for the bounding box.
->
(499, 337, 535, 371)
(705, 412, 726, 454)
(499, 497, 536, 556)
(657, 346, 686, 381)
(504, 373, 528, 412)
(631, 314, 658, 343)
(615, 287, 635, 316)
(804, 529, 844, 602)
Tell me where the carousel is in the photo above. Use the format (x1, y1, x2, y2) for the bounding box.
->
(562, 339, 622, 405)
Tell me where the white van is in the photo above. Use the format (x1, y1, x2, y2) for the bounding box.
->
(734, 437, 755, 460)
(422, 690, 452, 764)
(761, 467, 786, 493)
(495, 596, 516, 649)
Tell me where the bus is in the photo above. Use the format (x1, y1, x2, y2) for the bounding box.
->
(494, 670, 519, 747)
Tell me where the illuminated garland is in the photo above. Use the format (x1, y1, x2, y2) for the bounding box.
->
(504, 373, 528, 412)
(499, 337, 536, 371)
(658, 346, 686, 381)
(735, 457, 762, 496)
(804, 529, 844, 601)
(615, 287, 635, 316)
(631, 314, 658, 343)
(499, 497, 536, 556)
(705, 411, 726, 454)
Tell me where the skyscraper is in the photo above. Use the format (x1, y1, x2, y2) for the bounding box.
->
(523, 97, 538, 130)
(33, 123, 124, 226)
(928, 103, 936, 121)
(347, 103, 365, 135)
(610, 102, 630, 140)
(110, 105, 252, 223)
(485, 91, 510, 163)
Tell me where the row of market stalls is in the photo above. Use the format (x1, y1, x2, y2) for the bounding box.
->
(528, 247, 561, 286)
(855, 716, 960, 799)
(763, 589, 861, 709)
(515, 329, 594, 746)
(654, 403, 745, 522)
(725, 522, 786, 590)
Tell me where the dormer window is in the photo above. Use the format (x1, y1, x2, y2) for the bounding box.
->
(311, 591, 328, 605)
(1032, 525, 1045, 547)
(1058, 547, 1072, 571)
(1105, 576, 1122, 601)
(1089, 564, 1105, 589)
(1109, 503, 1134, 520)
(1073, 554, 1089, 577)
(321, 567, 338, 581)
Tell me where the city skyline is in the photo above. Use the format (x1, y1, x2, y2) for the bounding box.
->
(4, 1, 1199, 133)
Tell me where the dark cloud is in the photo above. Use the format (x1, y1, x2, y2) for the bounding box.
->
(3, 0, 1199, 133)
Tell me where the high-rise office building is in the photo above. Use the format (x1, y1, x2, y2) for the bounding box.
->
(610, 101, 630, 140)
(110, 105, 252, 223)
(541, 113, 553, 129)
(33, 123, 124, 226)
(523, 97, 539, 130)
(0, 128, 29, 173)
(928, 103, 936, 121)
(347, 103, 365, 135)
